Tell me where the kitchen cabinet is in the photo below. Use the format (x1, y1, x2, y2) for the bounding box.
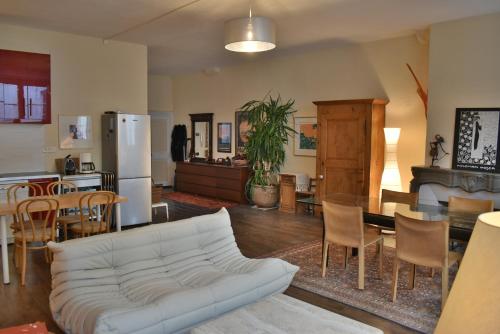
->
(0, 49, 51, 124)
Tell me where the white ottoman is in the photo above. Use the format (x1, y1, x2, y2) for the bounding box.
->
(190, 294, 383, 334)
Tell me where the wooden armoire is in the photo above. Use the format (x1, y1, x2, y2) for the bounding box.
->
(314, 99, 387, 200)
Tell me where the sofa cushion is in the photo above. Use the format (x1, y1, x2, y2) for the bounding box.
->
(48, 208, 298, 334)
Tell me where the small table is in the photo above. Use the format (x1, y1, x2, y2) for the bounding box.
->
(297, 193, 479, 242)
(0, 192, 127, 284)
(190, 294, 382, 334)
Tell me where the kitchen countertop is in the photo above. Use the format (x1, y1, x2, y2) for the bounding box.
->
(0, 171, 61, 182)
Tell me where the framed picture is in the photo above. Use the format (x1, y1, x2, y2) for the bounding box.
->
(217, 122, 232, 153)
(59, 115, 93, 149)
(452, 108, 500, 173)
(294, 117, 317, 156)
(235, 111, 250, 152)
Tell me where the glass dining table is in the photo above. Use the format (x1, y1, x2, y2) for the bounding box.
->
(297, 193, 479, 242)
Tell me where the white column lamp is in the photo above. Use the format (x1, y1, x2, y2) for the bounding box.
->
(380, 128, 402, 192)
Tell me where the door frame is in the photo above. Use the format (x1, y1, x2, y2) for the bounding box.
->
(149, 110, 174, 186)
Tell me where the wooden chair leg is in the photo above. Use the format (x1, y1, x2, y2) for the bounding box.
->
(391, 258, 400, 302)
(430, 268, 435, 277)
(44, 247, 49, 264)
(378, 239, 383, 279)
(321, 241, 329, 278)
(64, 224, 68, 241)
(409, 264, 416, 289)
(441, 267, 449, 310)
(343, 246, 348, 269)
(21, 241, 27, 286)
(358, 247, 365, 290)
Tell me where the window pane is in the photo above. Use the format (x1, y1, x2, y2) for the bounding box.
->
(30, 104, 44, 120)
(5, 84, 18, 104)
(5, 104, 19, 119)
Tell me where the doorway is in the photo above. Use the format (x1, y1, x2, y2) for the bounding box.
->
(149, 111, 174, 186)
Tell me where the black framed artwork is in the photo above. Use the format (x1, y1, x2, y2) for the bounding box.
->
(235, 111, 250, 152)
(452, 108, 500, 173)
(217, 122, 232, 153)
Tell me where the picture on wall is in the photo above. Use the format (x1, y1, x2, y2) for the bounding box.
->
(217, 122, 232, 153)
(59, 115, 93, 149)
(235, 111, 250, 152)
(452, 108, 500, 173)
(294, 117, 317, 156)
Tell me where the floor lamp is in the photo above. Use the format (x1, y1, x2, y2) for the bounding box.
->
(380, 128, 402, 192)
(435, 211, 500, 333)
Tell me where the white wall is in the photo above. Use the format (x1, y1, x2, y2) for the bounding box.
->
(148, 75, 173, 112)
(172, 35, 428, 191)
(0, 23, 148, 173)
(427, 12, 500, 167)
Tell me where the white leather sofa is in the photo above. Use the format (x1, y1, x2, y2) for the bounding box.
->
(48, 208, 298, 334)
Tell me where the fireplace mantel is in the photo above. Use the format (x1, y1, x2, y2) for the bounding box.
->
(410, 166, 500, 194)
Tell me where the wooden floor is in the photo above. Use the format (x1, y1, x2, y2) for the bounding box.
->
(0, 203, 417, 333)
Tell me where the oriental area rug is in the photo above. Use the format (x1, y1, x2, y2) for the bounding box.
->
(267, 240, 459, 334)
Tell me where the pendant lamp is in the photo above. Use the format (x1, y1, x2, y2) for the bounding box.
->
(224, 8, 276, 53)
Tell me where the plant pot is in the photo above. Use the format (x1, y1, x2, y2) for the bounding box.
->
(251, 185, 279, 208)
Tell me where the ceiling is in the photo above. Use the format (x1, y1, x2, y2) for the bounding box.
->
(2, 0, 500, 75)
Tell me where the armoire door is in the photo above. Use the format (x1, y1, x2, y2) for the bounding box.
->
(316, 104, 367, 199)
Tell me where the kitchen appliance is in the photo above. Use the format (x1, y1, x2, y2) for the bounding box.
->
(79, 153, 96, 174)
(63, 155, 76, 175)
(102, 113, 152, 226)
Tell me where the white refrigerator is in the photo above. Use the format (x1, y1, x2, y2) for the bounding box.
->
(102, 113, 152, 226)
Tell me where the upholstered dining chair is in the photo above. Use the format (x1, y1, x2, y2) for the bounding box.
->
(14, 198, 59, 286)
(47, 180, 79, 240)
(391, 213, 462, 310)
(448, 196, 494, 214)
(378, 189, 420, 247)
(381, 189, 419, 208)
(321, 201, 384, 290)
(70, 191, 116, 238)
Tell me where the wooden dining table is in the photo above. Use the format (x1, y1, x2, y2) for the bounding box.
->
(0, 192, 127, 284)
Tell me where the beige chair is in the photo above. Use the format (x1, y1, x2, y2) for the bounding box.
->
(47, 180, 80, 240)
(391, 213, 462, 309)
(70, 191, 116, 237)
(378, 189, 420, 246)
(321, 201, 384, 290)
(381, 189, 418, 208)
(14, 198, 59, 286)
(448, 196, 494, 214)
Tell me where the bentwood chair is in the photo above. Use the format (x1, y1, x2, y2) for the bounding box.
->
(7, 183, 45, 232)
(70, 191, 115, 237)
(448, 196, 494, 214)
(321, 201, 384, 290)
(14, 198, 59, 286)
(47, 181, 80, 240)
(391, 213, 462, 309)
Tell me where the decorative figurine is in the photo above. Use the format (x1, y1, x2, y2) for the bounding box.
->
(429, 134, 449, 167)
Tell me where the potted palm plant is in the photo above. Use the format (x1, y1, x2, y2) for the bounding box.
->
(239, 95, 296, 208)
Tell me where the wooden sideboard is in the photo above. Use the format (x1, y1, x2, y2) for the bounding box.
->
(175, 162, 249, 203)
